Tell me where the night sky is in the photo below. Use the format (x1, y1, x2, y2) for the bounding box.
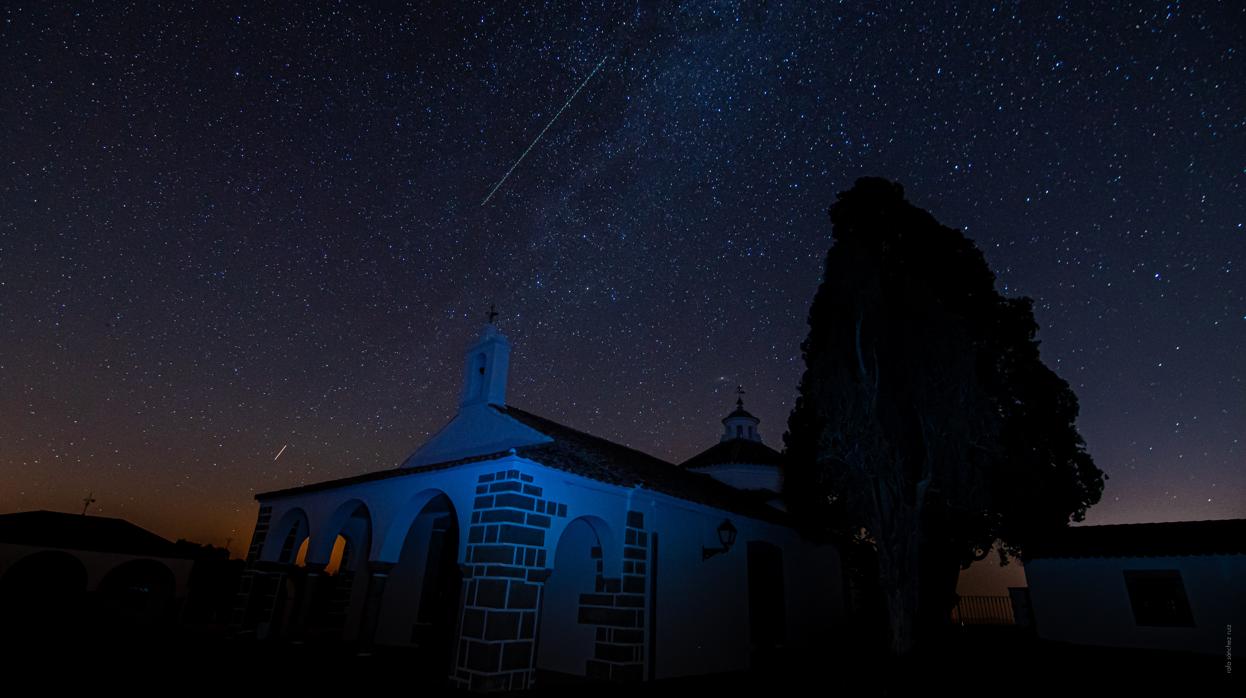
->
(2, 2, 1243, 560)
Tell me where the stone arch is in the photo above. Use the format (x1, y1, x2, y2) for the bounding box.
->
(1, 549, 88, 590)
(377, 488, 463, 562)
(264, 506, 311, 563)
(96, 558, 178, 630)
(309, 498, 372, 565)
(547, 514, 620, 578)
(298, 500, 373, 642)
(372, 489, 463, 672)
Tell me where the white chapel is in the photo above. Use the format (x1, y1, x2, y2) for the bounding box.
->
(233, 318, 843, 691)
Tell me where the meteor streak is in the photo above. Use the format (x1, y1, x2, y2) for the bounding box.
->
(481, 55, 607, 206)
(273, 443, 288, 461)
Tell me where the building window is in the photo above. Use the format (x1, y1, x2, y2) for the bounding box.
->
(1123, 569, 1195, 627)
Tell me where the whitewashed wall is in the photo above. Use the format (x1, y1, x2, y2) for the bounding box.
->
(254, 453, 843, 681)
(1026, 554, 1245, 655)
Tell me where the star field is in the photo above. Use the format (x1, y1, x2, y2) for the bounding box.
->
(1, 1, 1243, 554)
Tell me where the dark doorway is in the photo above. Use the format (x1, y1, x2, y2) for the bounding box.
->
(378, 492, 462, 680)
(746, 541, 786, 668)
(411, 512, 462, 668)
(537, 516, 606, 680)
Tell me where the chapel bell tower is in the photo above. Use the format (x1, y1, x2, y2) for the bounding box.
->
(460, 305, 510, 408)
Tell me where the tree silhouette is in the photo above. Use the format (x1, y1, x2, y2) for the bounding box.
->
(783, 177, 1105, 656)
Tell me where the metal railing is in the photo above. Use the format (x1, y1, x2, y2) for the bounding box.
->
(952, 595, 1015, 625)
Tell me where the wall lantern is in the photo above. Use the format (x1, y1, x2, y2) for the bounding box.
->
(702, 519, 738, 561)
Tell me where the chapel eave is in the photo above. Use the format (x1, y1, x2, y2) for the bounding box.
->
(255, 405, 792, 525)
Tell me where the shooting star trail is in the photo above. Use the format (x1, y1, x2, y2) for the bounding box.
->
(273, 444, 288, 461)
(481, 55, 608, 206)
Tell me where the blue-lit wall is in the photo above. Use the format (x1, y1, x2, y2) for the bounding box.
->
(250, 453, 843, 687)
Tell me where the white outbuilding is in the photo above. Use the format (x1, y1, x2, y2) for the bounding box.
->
(1024, 518, 1245, 657)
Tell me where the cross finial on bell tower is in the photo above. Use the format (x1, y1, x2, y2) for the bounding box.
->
(487, 303, 499, 325)
(736, 385, 745, 409)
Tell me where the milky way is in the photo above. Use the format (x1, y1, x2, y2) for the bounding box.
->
(1, 1, 1242, 554)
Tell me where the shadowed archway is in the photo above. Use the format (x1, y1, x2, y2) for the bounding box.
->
(243, 506, 311, 637)
(375, 490, 462, 675)
(96, 558, 178, 634)
(306, 500, 372, 641)
(0, 550, 89, 644)
(270, 507, 311, 565)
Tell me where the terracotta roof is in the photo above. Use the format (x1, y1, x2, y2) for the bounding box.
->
(680, 438, 784, 470)
(496, 406, 790, 523)
(0, 510, 184, 557)
(1024, 519, 1246, 559)
(255, 450, 513, 499)
(256, 405, 791, 524)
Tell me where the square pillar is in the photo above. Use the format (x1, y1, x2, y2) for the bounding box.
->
(451, 467, 565, 692)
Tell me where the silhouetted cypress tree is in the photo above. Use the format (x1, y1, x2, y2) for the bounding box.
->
(784, 178, 1105, 657)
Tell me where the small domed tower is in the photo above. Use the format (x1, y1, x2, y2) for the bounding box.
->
(720, 391, 761, 443)
(681, 387, 784, 505)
